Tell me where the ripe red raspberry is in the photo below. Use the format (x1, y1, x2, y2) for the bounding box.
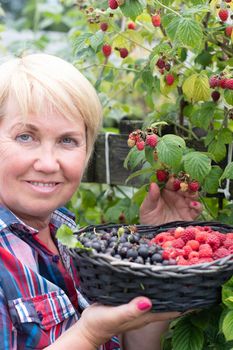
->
(188, 251, 199, 260)
(146, 134, 158, 148)
(218, 9, 229, 22)
(211, 90, 220, 102)
(225, 0, 232, 3)
(165, 74, 175, 86)
(136, 140, 145, 151)
(225, 26, 233, 36)
(220, 78, 228, 88)
(180, 230, 196, 243)
(153, 232, 173, 245)
(199, 244, 213, 258)
(119, 48, 129, 58)
(189, 257, 200, 265)
(195, 231, 208, 244)
(183, 245, 192, 258)
(225, 79, 233, 90)
(108, 0, 118, 9)
(198, 258, 213, 263)
(100, 22, 108, 31)
(223, 237, 233, 248)
(206, 234, 221, 251)
(156, 169, 169, 182)
(213, 247, 230, 259)
(128, 22, 136, 30)
(151, 14, 161, 27)
(177, 256, 188, 265)
(156, 58, 166, 69)
(102, 44, 112, 57)
(172, 238, 185, 249)
(186, 240, 200, 251)
(173, 178, 181, 191)
(188, 181, 199, 192)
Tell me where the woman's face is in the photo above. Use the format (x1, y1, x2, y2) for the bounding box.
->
(0, 98, 87, 223)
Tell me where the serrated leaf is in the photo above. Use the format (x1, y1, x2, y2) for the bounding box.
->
(72, 32, 92, 55)
(220, 162, 233, 181)
(208, 140, 226, 162)
(183, 152, 211, 183)
(56, 224, 77, 248)
(224, 90, 233, 106)
(176, 17, 203, 50)
(172, 318, 204, 350)
(222, 285, 233, 309)
(141, 69, 154, 91)
(156, 135, 185, 168)
(190, 102, 214, 130)
(222, 311, 233, 341)
(120, 0, 145, 20)
(89, 31, 104, 52)
(183, 73, 210, 102)
(124, 147, 146, 170)
(203, 166, 223, 194)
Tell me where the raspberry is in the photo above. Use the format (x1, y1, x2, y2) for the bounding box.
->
(119, 48, 129, 58)
(100, 22, 108, 31)
(198, 258, 214, 263)
(186, 240, 200, 251)
(211, 90, 220, 102)
(189, 257, 200, 265)
(156, 169, 169, 182)
(177, 256, 189, 265)
(128, 22, 136, 30)
(153, 232, 173, 245)
(136, 140, 145, 151)
(195, 231, 208, 244)
(102, 44, 112, 57)
(225, 79, 233, 90)
(188, 251, 199, 260)
(108, 0, 118, 9)
(183, 245, 192, 258)
(174, 227, 185, 238)
(218, 9, 229, 22)
(173, 178, 181, 191)
(223, 237, 233, 248)
(188, 181, 199, 192)
(172, 238, 185, 249)
(199, 244, 213, 258)
(156, 58, 166, 69)
(213, 247, 230, 259)
(146, 134, 158, 148)
(165, 74, 175, 86)
(220, 78, 228, 88)
(206, 234, 221, 251)
(209, 76, 219, 88)
(165, 63, 171, 71)
(127, 138, 136, 148)
(225, 0, 232, 3)
(151, 14, 161, 27)
(180, 230, 196, 243)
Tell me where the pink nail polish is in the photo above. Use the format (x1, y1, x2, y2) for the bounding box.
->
(191, 201, 198, 207)
(137, 301, 152, 311)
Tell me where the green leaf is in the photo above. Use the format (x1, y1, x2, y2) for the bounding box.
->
(120, 0, 145, 20)
(125, 166, 154, 184)
(81, 189, 97, 209)
(220, 162, 233, 181)
(176, 17, 203, 50)
(141, 69, 154, 91)
(219, 129, 233, 144)
(156, 134, 186, 168)
(124, 147, 146, 170)
(190, 102, 215, 130)
(222, 285, 233, 309)
(183, 152, 211, 183)
(208, 140, 226, 162)
(145, 146, 155, 166)
(72, 32, 93, 55)
(183, 73, 210, 102)
(222, 311, 233, 341)
(56, 224, 77, 248)
(203, 166, 223, 194)
(172, 317, 204, 350)
(89, 31, 104, 52)
(224, 90, 233, 106)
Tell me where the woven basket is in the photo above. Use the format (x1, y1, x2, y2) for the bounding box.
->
(70, 221, 233, 312)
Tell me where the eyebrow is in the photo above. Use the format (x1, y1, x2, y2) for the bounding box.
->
(10, 122, 85, 137)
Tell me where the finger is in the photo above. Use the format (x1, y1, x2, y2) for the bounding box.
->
(140, 183, 161, 212)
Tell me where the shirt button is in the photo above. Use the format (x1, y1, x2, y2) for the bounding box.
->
(52, 255, 60, 263)
(37, 311, 43, 321)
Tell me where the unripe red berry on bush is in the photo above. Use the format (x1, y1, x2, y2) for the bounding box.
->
(165, 74, 175, 86)
(136, 140, 145, 151)
(128, 22, 136, 30)
(100, 22, 108, 31)
(146, 134, 158, 148)
(151, 14, 161, 27)
(102, 44, 112, 57)
(119, 48, 129, 58)
(218, 9, 229, 22)
(225, 26, 233, 36)
(108, 0, 118, 10)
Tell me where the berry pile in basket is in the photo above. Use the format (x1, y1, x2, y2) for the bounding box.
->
(77, 225, 233, 266)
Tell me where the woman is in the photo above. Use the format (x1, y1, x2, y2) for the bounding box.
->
(0, 53, 202, 350)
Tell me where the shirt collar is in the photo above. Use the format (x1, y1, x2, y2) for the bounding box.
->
(0, 205, 76, 235)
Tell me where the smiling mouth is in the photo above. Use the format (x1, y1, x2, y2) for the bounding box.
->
(28, 181, 59, 187)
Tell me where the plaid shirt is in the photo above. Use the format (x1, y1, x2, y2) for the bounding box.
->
(0, 205, 120, 350)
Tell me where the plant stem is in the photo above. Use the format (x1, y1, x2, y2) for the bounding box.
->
(154, 0, 182, 17)
(117, 32, 153, 53)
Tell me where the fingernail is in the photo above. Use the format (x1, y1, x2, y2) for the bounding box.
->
(191, 201, 198, 207)
(137, 301, 152, 311)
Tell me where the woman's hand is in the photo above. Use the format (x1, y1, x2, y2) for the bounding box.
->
(140, 177, 202, 226)
(76, 297, 180, 348)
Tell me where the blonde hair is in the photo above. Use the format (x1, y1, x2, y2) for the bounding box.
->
(0, 53, 103, 160)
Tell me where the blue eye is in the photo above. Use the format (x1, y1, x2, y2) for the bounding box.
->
(16, 134, 33, 142)
(61, 137, 78, 146)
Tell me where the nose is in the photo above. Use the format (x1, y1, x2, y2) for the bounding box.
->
(33, 146, 60, 173)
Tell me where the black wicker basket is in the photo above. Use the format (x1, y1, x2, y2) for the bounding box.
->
(70, 221, 233, 312)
